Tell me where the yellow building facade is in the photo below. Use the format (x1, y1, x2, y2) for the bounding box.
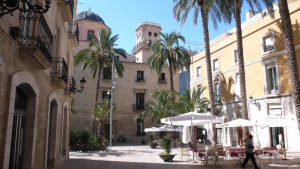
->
(191, 1, 300, 151)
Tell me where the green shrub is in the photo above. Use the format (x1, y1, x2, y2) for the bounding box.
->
(149, 135, 155, 142)
(81, 128, 90, 148)
(162, 135, 172, 154)
(88, 135, 99, 150)
(70, 129, 81, 150)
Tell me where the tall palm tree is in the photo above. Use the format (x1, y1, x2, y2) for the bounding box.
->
(222, 0, 274, 141)
(86, 99, 116, 147)
(74, 28, 127, 105)
(277, 0, 300, 131)
(134, 90, 177, 125)
(173, 0, 231, 147)
(147, 31, 191, 102)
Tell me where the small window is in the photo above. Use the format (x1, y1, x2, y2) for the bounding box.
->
(214, 81, 221, 101)
(197, 66, 202, 78)
(213, 58, 219, 72)
(263, 34, 275, 53)
(148, 32, 152, 36)
(102, 91, 111, 100)
(154, 33, 157, 37)
(136, 71, 144, 82)
(268, 103, 282, 117)
(103, 67, 111, 80)
(87, 30, 94, 41)
(197, 84, 202, 98)
(266, 63, 278, 94)
(234, 49, 238, 65)
(159, 73, 166, 83)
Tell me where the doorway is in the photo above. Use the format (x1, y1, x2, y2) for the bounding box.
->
(270, 127, 284, 148)
(46, 100, 58, 168)
(197, 127, 207, 144)
(105, 124, 110, 141)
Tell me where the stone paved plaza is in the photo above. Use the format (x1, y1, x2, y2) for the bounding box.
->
(58, 143, 300, 169)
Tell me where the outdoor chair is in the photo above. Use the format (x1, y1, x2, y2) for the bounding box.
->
(217, 147, 223, 151)
(228, 148, 238, 164)
(197, 149, 206, 163)
(276, 149, 287, 165)
(240, 148, 246, 152)
(262, 147, 271, 163)
(205, 151, 217, 166)
(178, 148, 191, 161)
(255, 150, 265, 167)
(208, 148, 215, 151)
(218, 151, 227, 167)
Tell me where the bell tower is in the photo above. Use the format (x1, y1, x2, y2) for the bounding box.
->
(131, 21, 162, 63)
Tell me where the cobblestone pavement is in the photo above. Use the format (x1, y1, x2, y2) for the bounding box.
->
(58, 143, 300, 169)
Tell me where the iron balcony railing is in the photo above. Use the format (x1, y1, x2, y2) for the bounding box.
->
(68, 21, 79, 43)
(65, 0, 74, 18)
(158, 78, 167, 84)
(51, 57, 69, 84)
(66, 76, 76, 94)
(135, 76, 146, 82)
(133, 104, 148, 111)
(264, 83, 279, 95)
(131, 42, 151, 53)
(19, 13, 53, 63)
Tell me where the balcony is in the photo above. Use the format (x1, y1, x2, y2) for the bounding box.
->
(58, 0, 74, 22)
(68, 21, 79, 47)
(133, 104, 148, 111)
(158, 78, 167, 84)
(19, 13, 53, 69)
(264, 83, 280, 95)
(131, 42, 151, 54)
(135, 76, 146, 82)
(51, 57, 69, 86)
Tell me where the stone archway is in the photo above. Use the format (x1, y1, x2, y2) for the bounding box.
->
(1, 71, 39, 169)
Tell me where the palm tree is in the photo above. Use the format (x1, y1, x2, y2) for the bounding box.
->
(87, 99, 116, 147)
(74, 28, 127, 105)
(277, 0, 300, 131)
(134, 90, 177, 125)
(147, 31, 191, 101)
(221, 0, 274, 141)
(173, 0, 231, 147)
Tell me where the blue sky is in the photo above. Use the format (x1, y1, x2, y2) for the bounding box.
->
(77, 0, 264, 54)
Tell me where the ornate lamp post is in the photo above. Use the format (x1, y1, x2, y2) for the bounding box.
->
(0, 0, 52, 18)
(65, 77, 87, 93)
(107, 57, 116, 147)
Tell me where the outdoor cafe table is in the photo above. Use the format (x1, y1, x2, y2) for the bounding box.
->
(264, 150, 279, 163)
(231, 151, 247, 165)
(188, 149, 220, 165)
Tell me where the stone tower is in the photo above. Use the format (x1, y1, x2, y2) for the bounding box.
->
(131, 21, 162, 63)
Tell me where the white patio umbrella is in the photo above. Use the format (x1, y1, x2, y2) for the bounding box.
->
(182, 126, 191, 143)
(161, 112, 219, 163)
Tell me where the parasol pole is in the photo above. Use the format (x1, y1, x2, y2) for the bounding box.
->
(190, 118, 197, 163)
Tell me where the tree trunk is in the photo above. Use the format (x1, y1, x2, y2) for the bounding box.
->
(168, 58, 175, 102)
(234, 0, 249, 142)
(94, 62, 103, 134)
(98, 119, 105, 148)
(200, 5, 216, 147)
(192, 126, 198, 148)
(278, 0, 300, 132)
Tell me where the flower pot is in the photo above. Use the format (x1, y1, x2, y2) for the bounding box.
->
(149, 143, 157, 149)
(159, 154, 176, 162)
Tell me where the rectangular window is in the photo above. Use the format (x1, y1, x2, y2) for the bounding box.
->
(103, 67, 111, 80)
(268, 103, 282, 116)
(216, 128, 223, 144)
(136, 93, 145, 110)
(159, 73, 166, 82)
(213, 58, 219, 72)
(137, 118, 145, 136)
(236, 106, 242, 119)
(214, 82, 221, 101)
(154, 33, 157, 37)
(197, 84, 202, 98)
(148, 32, 152, 36)
(234, 49, 238, 64)
(87, 30, 94, 41)
(137, 71, 144, 82)
(263, 34, 275, 52)
(266, 63, 278, 94)
(102, 91, 111, 100)
(197, 66, 202, 78)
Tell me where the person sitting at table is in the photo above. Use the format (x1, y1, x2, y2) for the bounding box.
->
(241, 135, 260, 169)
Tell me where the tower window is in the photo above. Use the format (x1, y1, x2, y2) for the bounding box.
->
(148, 32, 152, 36)
(87, 30, 94, 41)
(154, 33, 157, 37)
(148, 40, 152, 47)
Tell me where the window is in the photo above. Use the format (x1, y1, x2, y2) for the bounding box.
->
(197, 66, 202, 78)
(103, 67, 111, 80)
(268, 103, 282, 117)
(236, 106, 242, 119)
(214, 81, 221, 101)
(136, 93, 145, 110)
(215, 109, 222, 117)
(216, 128, 223, 144)
(196, 83, 202, 98)
(212, 57, 219, 72)
(136, 118, 145, 136)
(87, 30, 94, 41)
(159, 73, 166, 83)
(154, 33, 157, 37)
(148, 40, 152, 47)
(261, 31, 275, 54)
(266, 63, 278, 94)
(148, 32, 152, 36)
(233, 49, 238, 65)
(102, 91, 111, 100)
(136, 71, 144, 82)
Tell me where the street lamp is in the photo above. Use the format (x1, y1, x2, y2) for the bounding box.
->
(109, 57, 117, 147)
(0, 0, 52, 18)
(65, 77, 87, 93)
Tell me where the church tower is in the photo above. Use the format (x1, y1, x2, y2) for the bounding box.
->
(131, 21, 162, 63)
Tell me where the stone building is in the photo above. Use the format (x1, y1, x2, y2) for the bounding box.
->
(190, 1, 300, 151)
(71, 13, 180, 142)
(0, 0, 79, 168)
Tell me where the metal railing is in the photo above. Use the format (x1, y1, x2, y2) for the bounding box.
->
(68, 21, 79, 43)
(66, 76, 76, 94)
(133, 104, 148, 111)
(131, 42, 151, 53)
(264, 83, 279, 95)
(64, 0, 74, 19)
(51, 57, 69, 84)
(158, 78, 167, 84)
(19, 13, 53, 63)
(135, 76, 146, 82)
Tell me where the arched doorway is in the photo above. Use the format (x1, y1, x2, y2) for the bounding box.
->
(46, 99, 58, 168)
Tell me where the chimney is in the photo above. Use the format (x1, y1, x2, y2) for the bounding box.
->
(246, 10, 259, 20)
(188, 46, 191, 52)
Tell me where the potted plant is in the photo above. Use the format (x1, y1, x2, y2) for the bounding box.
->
(159, 135, 176, 162)
(148, 135, 158, 148)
